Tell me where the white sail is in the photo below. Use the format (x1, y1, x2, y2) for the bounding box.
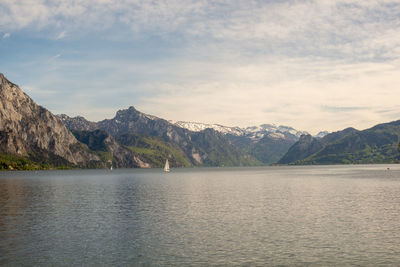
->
(164, 159, 170, 172)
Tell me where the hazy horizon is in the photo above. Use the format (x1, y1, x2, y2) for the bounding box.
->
(1, 0, 399, 134)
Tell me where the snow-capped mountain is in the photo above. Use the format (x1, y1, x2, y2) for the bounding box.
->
(174, 121, 308, 141)
(244, 124, 308, 139)
(173, 121, 309, 164)
(174, 121, 245, 136)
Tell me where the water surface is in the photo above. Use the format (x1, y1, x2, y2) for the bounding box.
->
(1, 165, 400, 266)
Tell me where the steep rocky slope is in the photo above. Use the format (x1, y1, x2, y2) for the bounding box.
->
(0, 73, 100, 168)
(71, 129, 151, 168)
(58, 114, 98, 132)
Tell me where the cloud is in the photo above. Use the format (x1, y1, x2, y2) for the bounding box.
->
(132, 54, 400, 133)
(10, 48, 400, 134)
(55, 31, 67, 40)
(1, 0, 400, 134)
(2, 32, 10, 38)
(1, 1, 399, 62)
(321, 106, 370, 113)
(22, 85, 56, 97)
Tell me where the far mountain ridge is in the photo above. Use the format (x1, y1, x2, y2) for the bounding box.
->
(58, 106, 261, 167)
(173, 120, 309, 140)
(59, 107, 309, 140)
(57, 106, 306, 165)
(279, 123, 400, 164)
(173, 120, 310, 164)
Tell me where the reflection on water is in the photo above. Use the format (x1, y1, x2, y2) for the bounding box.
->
(1, 166, 400, 266)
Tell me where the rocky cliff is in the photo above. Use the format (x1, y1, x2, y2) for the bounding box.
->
(0, 73, 100, 167)
(71, 129, 151, 168)
(58, 114, 98, 132)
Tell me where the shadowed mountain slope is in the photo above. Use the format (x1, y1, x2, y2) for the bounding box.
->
(279, 123, 400, 164)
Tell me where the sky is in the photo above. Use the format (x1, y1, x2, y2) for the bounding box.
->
(1, 0, 400, 134)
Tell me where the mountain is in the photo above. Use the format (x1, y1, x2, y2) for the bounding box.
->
(60, 107, 261, 167)
(174, 121, 245, 135)
(277, 134, 324, 164)
(244, 124, 308, 140)
(174, 121, 307, 140)
(173, 121, 307, 164)
(226, 125, 304, 164)
(184, 128, 259, 166)
(100, 108, 261, 166)
(279, 123, 400, 164)
(278, 127, 359, 164)
(58, 114, 98, 132)
(71, 129, 151, 168)
(0, 73, 101, 169)
(97, 107, 190, 143)
(115, 133, 192, 168)
(58, 112, 189, 168)
(58, 110, 300, 166)
(315, 131, 329, 138)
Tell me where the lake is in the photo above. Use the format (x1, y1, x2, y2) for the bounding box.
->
(1, 165, 400, 266)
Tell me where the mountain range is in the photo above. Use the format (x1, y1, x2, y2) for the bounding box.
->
(59, 106, 261, 168)
(279, 122, 400, 165)
(0, 73, 399, 170)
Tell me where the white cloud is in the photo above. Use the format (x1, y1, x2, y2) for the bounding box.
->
(2, 0, 400, 133)
(18, 50, 400, 133)
(55, 31, 67, 39)
(132, 55, 400, 134)
(2, 32, 10, 38)
(1, 1, 399, 61)
(22, 85, 56, 97)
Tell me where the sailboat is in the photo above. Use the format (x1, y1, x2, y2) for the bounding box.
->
(164, 159, 170, 172)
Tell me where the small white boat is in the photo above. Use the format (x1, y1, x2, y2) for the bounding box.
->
(164, 159, 170, 172)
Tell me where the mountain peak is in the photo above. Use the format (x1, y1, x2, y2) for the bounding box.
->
(128, 106, 137, 111)
(0, 73, 18, 91)
(116, 106, 139, 117)
(299, 133, 313, 141)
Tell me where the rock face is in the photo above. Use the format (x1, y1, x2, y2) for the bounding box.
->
(0, 73, 100, 166)
(58, 114, 98, 132)
(97, 106, 189, 143)
(71, 129, 151, 168)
